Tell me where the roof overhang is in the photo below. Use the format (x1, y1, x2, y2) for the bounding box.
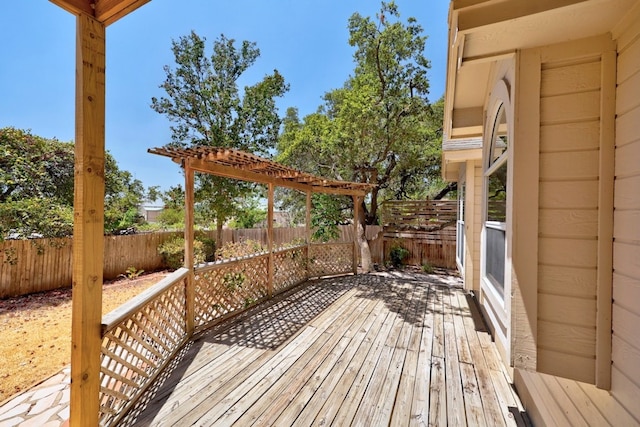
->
(441, 137, 483, 182)
(444, 0, 636, 140)
(50, 0, 150, 25)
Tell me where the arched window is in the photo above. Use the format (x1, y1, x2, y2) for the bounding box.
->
(484, 102, 508, 296)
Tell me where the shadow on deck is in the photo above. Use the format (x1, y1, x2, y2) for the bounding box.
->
(119, 271, 529, 426)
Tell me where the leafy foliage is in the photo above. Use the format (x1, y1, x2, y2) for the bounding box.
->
(157, 185, 186, 229)
(215, 239, 265, 260)
(310, 194, 348, 242)
(389, 244, 410, 268)
(0, 198, 73, 239)
(151, 32, 288, 236)
(157, 235, 208, 270)
(222, 271, 245, 292)
(0, 127, 147, 239)
(229, 198, 267, 229)
(277, 2, 444, 229)
(120, 266, 145, 280)
(421, 262, 434, 274)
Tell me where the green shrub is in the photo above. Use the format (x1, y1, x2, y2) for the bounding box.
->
(215, 239, 264, 260)
(389, 244, 410, 268)
(120, 266, 144, 279)
(195, 233, 216, 262)
(157, 235, 206, 269)
(421, 262, 434, 274)
(222, 271, 245, 291)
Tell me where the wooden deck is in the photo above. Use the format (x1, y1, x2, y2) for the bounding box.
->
(120, 271, 528, 426)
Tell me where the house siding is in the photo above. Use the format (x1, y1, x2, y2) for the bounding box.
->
(515, 7, 640, 426)
(611, 7, 640, 422)
(458, 160, 483, 293)
(537, 54, 602, 383)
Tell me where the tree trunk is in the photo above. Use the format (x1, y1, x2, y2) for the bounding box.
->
(356, 200, 373, 272)
(433, 182, 457, 200)
(216, 217, 224, 247)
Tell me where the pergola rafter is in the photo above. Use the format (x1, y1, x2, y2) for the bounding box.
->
(50, 0, 150, 26)
(148, 146, 375, 197)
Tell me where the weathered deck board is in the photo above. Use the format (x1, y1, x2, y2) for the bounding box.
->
(124, 272, 527, 427)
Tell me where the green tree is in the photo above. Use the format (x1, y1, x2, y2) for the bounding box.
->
(277, 2, 440, 271)
(151, 32, 288, 242)
(146, 185, 162, 204)
(157, 185, 186, 229)
(310, 194, 350, 242)
(229, 197, 267, 229)
(0, 127, 74, 205)
(0, 127, 148, 238)
(103, 155, 146, 234)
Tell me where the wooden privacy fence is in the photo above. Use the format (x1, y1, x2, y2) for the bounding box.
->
(380, 200, 458, 269)
(0, 232, 182, 299)
(380, 199, 457, 229)
(0, 226, 384, 299)
(0, 206, 456, 299)
(382, 228, 457, 269)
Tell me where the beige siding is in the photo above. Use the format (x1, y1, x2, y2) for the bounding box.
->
(472, 162, 482, 291)
(537, 55, 602, 383)
(516, 369, 638, 427)
(462, 160, 483, 293)
(517, 10, 640, 427)
(611, 7, 640, 422)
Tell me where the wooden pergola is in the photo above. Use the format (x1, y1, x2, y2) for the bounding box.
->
(149, 145, 374, 341)
(43, 2, 372, 425)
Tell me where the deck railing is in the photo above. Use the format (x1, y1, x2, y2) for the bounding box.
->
(97, 242, 354, 425)
(99, 268, 190, 427)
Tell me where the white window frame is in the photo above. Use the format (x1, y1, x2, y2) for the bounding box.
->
(480, 78, 513, 364)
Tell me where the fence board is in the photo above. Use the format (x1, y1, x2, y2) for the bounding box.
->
(0, 225, 384, 299)
(379, 200, 458, 270)
(1, 216, 451, 298)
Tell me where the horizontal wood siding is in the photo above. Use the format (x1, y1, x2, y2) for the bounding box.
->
(517, 13, 640, 427)
(537, 55, 602, 382)
(611, 7, 640, 422)
(515, 369, 638, 427)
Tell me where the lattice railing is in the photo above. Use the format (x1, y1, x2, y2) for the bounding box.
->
(99, 268, 189, 427)
(273, 245, 308, 292)
(193, 254, 269, 331)
(98, 242, 355, 425)
(309, 242, 354, 277)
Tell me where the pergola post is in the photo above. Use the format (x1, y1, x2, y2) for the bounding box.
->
(70, 13, 106, 427)
(184, 161, 195, 335)
(267, 183, 274, 297)
(352, 196, 361, 275)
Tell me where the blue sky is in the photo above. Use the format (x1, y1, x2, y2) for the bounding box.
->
(0, 1, 449, 192)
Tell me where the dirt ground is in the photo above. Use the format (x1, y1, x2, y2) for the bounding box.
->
(0, 271, 169, 403)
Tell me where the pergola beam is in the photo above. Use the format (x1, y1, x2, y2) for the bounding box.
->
(49, 0, 150, 26)
(50, 0, 94, 16)
(95, 0, 150, 25)
(188, 158, 369, 197)
(149, 147, 374, 198)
